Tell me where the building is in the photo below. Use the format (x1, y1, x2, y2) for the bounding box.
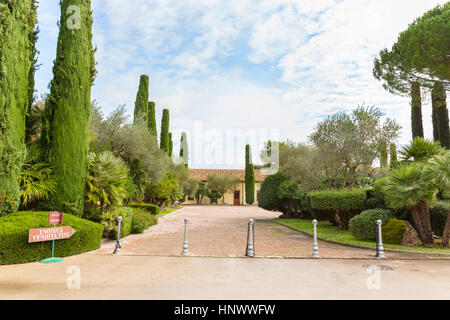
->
(185, 169, 266, 206)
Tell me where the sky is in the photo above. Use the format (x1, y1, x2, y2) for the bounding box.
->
(35, 0, 447, 169)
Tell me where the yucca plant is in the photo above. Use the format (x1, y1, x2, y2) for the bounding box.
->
(19, 144, 57, 209)
(85, 151, 130, 212)
(400, 137, 446, 162)
(383, 163, 435, 245)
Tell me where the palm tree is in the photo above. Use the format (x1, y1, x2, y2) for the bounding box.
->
(383, 163, 435, 245)
(400, 137, 445, 162)
(85, 151, 130, 212)
(424, 151, 450, 246)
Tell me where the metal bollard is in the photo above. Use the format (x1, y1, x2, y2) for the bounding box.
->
(245, 219, 255, 257)
(375, 219, 385, 258)
(181, 218, 189, 256)
(113, 216, 123, 255)
(312, 219, 319, 258)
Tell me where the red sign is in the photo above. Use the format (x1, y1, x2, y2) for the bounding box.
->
(48, 211, 64, 225)
(28, 226, 76, 243)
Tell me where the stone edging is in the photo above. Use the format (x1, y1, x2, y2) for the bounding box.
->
(273, 219, 450, 257)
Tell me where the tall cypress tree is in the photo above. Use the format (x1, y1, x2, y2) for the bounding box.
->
(411, 82, 424, 138)
(133, 74, 149, 124)
(432, 82, 449, 149)
(389, 143, 398, 169)
(168, 132, 173, 157)
(379, 141, 388, 168)
(0, 1, 36, 215)
(245, 144, 255, 205)
(180, 131, 188, 168)
(41, 0, 96, 216)
(160, 109, 170, 154)
(148, 101, 157, 137)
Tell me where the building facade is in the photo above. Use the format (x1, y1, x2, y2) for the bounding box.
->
(185, 169, 266, 206)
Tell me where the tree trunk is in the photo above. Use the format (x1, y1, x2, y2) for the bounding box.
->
(410, 205, 427, 244)
(411, 82, 424, 138)
(442, 210, 450, 247)
(417, 201, 434, 245)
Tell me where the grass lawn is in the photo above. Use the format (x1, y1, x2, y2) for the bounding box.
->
(276, 218, 450, 254)
(157, 206, 183, 217)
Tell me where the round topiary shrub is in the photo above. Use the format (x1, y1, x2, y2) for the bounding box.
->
(382, 219, 406, 244)
(430, 201, 449, 237)
(258, 172, 287, 212)
(349, 208, 394, 241)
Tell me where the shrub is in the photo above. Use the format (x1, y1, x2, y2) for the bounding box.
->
(101, 207, 133, 239)
(365, 178, 388, 209)
(0, 211, 103, 265)
(430, 201, 449, 237)
(258, 172, 288, 212)
(128, 203, 160, 215)
(131, 208, 158, 234)
(308, 189, 367, 229)
(349, 208, 394, 241)
(382, 219, 406, 244)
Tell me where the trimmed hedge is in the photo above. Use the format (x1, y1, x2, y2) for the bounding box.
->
(430, 201, 449, 237)
(349, 208, 394, 241)
(128, 203, 160, 215)
(382, 219, 406, 244)
(0, 211, 103, 265)
(131, 208, 158, 234)
(101, 207, 133, 239)
(308, 189, 367, 229)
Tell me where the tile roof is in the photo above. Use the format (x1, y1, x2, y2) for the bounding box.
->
(189, 169, 266, 182)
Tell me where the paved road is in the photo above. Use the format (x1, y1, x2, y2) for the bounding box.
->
(1, 255, 449, 299)
(92, 205, 447, 259)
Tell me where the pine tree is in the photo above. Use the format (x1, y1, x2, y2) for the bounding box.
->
(40, 0, 96, 216)
(180, 131, 188, 168)
(0, 1, 37, 215)
(160, 109, 170, 154)
(148, 101, 157, 137)
(245, 145, 255, 205)
(411, 82, 424, 138)
(431, 82, 449, 149)
(389, 143, 398, 169)
(133, 74, 149, 124)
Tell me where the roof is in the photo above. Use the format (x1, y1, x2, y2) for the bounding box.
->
(189, 169, 266, 182)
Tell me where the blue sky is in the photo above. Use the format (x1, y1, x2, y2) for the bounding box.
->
(35, 0, 447, 168)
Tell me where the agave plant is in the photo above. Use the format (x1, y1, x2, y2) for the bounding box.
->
(19, 144, 57, 209)
(85, 151, 130, 212)
(399, 137, 446, 162)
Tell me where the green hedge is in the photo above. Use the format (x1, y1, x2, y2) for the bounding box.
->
(382, 219, 406, 244)
(365, 178, 387, 209)
(307, 189, 367, 229)
(349, 208, 394, 241)
(0, 211, 103, 265)
(430, 201, 449, 237)
(131, 208, 158, 234)
(128, 203, 160, 215)
(258, 172, 288, 212)
(101, 207, 133, 239)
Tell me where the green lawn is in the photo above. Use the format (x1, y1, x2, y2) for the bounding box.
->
(276, 218, 450, 254)
(157, 206, 183, 217)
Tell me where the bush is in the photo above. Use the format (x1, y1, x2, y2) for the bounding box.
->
(0, 211, 103, 265)
(349, 208, 394, 241)
(365, 178, 387, 209)
(101, 207, 133, 239)
(308, 189, 367, 229)
(258, 172, 288, 212)
(131, 208, 158, 234)
(382, 219, 406, 244)
(128, 203, 160, 215)
(430, 201, 449, 237)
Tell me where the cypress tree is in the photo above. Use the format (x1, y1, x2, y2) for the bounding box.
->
(432, 82, 449, 149)
(160, 109, 170, 154)
(133, 74, 149, 124)
(389, 143, 398, 169)
(245, 144, 255, 205)
(379, 141, 388, 168)
(180, 131, 188, 168)
(168, 132, 173, 157)
(432, 103, 440, 141)
(148, 101, 157, 137)
(41, 0, 96, 216)
(411, 82, 424, 138)
(0, 1, 37, 215)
